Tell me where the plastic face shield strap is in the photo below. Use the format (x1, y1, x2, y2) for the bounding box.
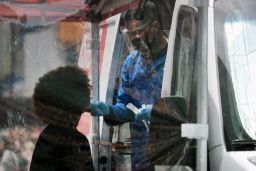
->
(121, 28, 134, 53)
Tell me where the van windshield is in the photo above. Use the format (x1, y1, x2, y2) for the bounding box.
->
(215, 0, 256, 149)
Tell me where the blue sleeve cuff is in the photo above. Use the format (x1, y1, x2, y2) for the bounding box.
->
(104, 104, 135, 125)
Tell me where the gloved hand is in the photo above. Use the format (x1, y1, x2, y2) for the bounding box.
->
(91, 101, 110, 117)
(135, 105, 153, 121)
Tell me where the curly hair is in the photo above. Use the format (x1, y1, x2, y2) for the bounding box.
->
(32, 66, 91, 127)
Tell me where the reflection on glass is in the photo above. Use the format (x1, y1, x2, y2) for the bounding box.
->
(225, 11, 256, 139)
(0, 21, 84, 171)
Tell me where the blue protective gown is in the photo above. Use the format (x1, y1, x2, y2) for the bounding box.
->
(105, 48, 167, 171)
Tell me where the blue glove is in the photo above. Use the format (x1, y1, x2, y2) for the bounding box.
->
(135, 105, 153, 121)
(91, 101, 110, 116)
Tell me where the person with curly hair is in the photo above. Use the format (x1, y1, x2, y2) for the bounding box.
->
(29, 66, 94, 171)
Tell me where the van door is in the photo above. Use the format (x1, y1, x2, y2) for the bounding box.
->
(149, 0, 199, 170)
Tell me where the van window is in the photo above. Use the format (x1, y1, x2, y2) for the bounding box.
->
(171, 6, 198, 116)
(215, 0, 256, 150)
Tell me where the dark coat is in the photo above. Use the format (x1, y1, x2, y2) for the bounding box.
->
(29, 124, 94, 171)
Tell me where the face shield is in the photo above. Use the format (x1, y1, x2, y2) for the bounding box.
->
(121, 20, 154, 59)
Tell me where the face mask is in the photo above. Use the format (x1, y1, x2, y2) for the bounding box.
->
(131, 38, 153, 59)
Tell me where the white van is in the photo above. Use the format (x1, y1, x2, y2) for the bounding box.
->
(0, 0, 256, 171)
(84, 0, 256, 170)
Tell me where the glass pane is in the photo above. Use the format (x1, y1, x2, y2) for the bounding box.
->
(171, 6, 197, 105)
(0, 21, 85, 171)
(216, 0, 256, 150)
(225, 11, 256, 140)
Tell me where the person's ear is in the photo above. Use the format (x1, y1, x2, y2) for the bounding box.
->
(147, 21, 161, 43)
(150, 21, 161, 33)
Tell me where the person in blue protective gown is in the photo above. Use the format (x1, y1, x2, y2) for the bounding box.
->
(91, 1, 168, 171)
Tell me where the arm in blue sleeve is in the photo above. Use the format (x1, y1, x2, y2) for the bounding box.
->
(104, 53, 139, 125)
(104, 90, 137, 125)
